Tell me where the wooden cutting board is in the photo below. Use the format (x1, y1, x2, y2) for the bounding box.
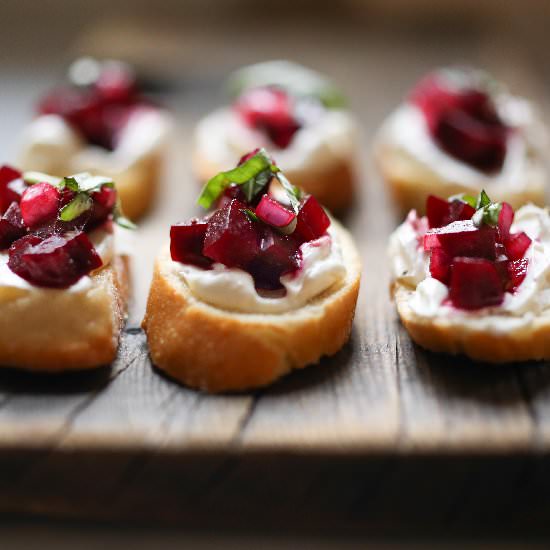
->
(1, 18, 550, 532)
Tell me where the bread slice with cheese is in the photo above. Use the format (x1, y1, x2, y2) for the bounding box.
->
(142, 222, 360, 392)
(392, 280, 550, 363)
(0, 255, 129, 371)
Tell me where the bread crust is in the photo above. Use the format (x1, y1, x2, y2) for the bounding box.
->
(0, 255, 129, 372)
(392, 281, 550, 363)
(375, 142, 547, 216)
(193, 149, 355, 213)
(142, 222, 361, 392)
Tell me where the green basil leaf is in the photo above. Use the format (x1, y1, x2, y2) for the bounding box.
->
(275, 172, 302, 213)
(197, 148, 277, 209)
(59, 192, 93, 221)
(241, 168, 272, 203)
(243, 208, 259, 222)
(472, 189, 502, 228)
(23, 171, 62, 187)
(476, 189, 492, 209)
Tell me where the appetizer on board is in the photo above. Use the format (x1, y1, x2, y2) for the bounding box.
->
(376, 67, 548, 214)
(193, 60, 357, 212)
(389, 190, 550, 362)
(0, 165, 132, 371)
(143, 148, 361, 392)
(17, 57, 172, 220)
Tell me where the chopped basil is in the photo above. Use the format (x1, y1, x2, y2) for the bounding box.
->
(23, 171, 62, 186)
(59, 193, 93, 221)
(197, 149, 276, 209)
(449, 192, 477, 208)
(472, 190, 502, 228)
(65, 173, 114, 192)
(274, 171, 302, 213)
(243, 209, 259, 222)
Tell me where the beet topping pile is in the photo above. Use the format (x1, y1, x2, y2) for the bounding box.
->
(410, 69, 509, 173)
(38, 59, 152, 151)
(0, 166, 132, 289)
(422, 192, 532, 310)
(170, 149, 331, 291)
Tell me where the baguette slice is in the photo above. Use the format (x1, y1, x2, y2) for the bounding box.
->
(142, 222, 361, 392)
(0, 255, 129, 371)
(193, 149, 355, 213)
(375, 141, 547, 216)
(392, 281, 550, 363)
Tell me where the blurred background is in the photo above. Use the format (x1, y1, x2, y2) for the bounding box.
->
(2, 1, 550, 547)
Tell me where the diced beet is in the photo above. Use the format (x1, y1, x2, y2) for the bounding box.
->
(504, 231, 531, 261)
(507, 258, 529, 291)
(449, 257, 504, 310)
(255, 195, 296, 229)
(170, 221, 212, 269)
(426, 195, 475, 228)
(8, 232, 102, 288)
(429, 247, 452, 284)
(20, 183, 61, 229)
(93, 186, 117, 210)
(498, 202, 514, 242)
(0, 202, 26, 249)
(235, 87, 301, 149)
(409, 73, 508, 173)
(423, 220, 497, 260)
(294, 195, 330, 243)
(203, 199, 260, 267)
(217, 184, 247, 209)
(247, 227, 301, 290)
(95, 64, 136, 103)
(0, 165, 23, 214)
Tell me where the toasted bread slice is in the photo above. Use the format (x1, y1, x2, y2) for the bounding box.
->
(193, 149, 355, 213)
(392, 281, 550, 363)
(142, 222, 360, 392)
(0, 255, 129, 371)
(375, 142, 547, 216)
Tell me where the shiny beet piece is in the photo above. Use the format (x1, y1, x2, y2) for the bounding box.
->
(507, 258, 528, 291)
(410, 74, 508, 172)
(449, 257, 504, 310)
(424, 220, 497, 260)
(294, 196, 330, 243)
(498, 202, 514, 242)
(0, 202, 26, 249)
(247, 227, 301, 290)
(217, 184, 247, 209)
(235, 87, 301, 149)
(0, 165, 24, 214)
(20, 182, 61, 229)
(426, 195, 475, 229)
(429, 247, 452, 284)
(203, 199, 260, 267)
(8, 232, 102, 288)
(170, 221, 212, 269)
(504, 231, 531, 261)
(255, 195, 296, 229)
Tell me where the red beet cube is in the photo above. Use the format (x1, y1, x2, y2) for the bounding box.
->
(410, 74, 508, 173)
(426, 195, 475, 229)
(255, 195, 296, 229)
(507, 258, 529, 291)
(203, 199, 260, 267)
(247, 227, 301, 290)
(170, 221, 212, 269)
(424, 220, 497, 260)
(294, 196, 330, 243)
(449, 257, 504, 310)
(235, 87, 300, 149)
(20, 182, 61, 229)
(0, 165, 23, 214)
(429, 247, 452, 284)
(498, 202, 514, 242)
(8, 232, 102, 288)
(0, 202, 26, 249)
(504, 231, 531, 261)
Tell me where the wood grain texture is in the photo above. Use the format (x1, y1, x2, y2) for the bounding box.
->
(1, 14, 550, 529)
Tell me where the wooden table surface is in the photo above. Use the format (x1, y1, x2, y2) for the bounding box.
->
(1, 12, 550, 531)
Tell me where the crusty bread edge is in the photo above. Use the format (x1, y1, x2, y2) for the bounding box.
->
(392, 281, 550, 363)
(142, 221, 361, 392)
(192, 149, 355, 213)
(0, 255, 130, 372)
(374, 140, 547, 215)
